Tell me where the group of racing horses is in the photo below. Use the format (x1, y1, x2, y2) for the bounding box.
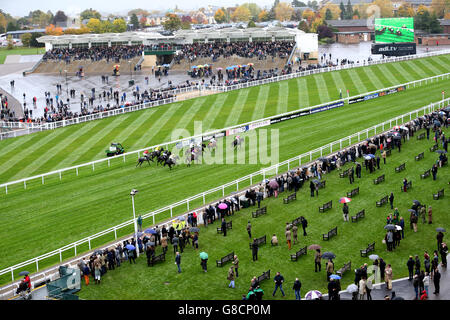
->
(136, 136, 242, 170)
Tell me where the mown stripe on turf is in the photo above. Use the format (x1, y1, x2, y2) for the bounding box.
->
(24, 116, 130, 178)
(202, 93, 229, 132)
(434, 56, 450, 70)
(297, 77, 309, 108)
(400, 61, 423, 79)
(130, 102, 185, 149)
(314, 74, 331, 103)
(321, 72, 339, 101)
(339, 69, 358, 97)
(377, 63, 407, 86)
(45, 119, 109, 170)
(406, 60, 428, 78)
(163, 97, 207, 142)
(287, 78, 299, 112)
(389, 62, 415, 82)
(0, 133, 42, 166)
(346, 68, 369, 93)
(414, 59, 437, 77)
(0, 127, 75, 181)
(371, 65, 395, 87)
(276, 81, 289, 114)
(360, 66, 385, 89)
(251, 85, 270, 120)
(420, 58, 446, 75)
(329, 71, 349, 100)
(237, 86, 259, 124)
(211, 92, 239, 129)
(224, 89, 250, 127)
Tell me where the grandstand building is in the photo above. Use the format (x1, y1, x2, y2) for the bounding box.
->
(37, 26, 318, 61)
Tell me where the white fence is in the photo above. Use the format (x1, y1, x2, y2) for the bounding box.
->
(0, 97, 448, 296)
(1, 72, 449, 194)
(2, 48, 449, 138)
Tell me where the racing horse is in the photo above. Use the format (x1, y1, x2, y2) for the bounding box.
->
(207, 140, 217, 152)
(136, 154, 152, 167)
(232, 136, 242, 150)
(185, 147, 201, 167)
(164, 155, 180, 170)
(157, 151, 171, 166)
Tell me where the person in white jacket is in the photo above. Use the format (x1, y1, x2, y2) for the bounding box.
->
(423, 272, 430, 296)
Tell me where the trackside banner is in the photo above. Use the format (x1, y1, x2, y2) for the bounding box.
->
(270, 101, 344, 125)
(349, 86, 406, 104)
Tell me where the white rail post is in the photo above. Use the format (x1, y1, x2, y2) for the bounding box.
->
(59, 249, 62, 262)
(75, 244, 77, 256)
(108, 159, 110, 167)
(170, 206, 173, 217)
(76, 168, 78, 176)
(59, 172, 62, 181)
(114, 228, 117, 239)
(35, 258, 39, 271)
(42, 176, 44, 184)
(24, 181, 26, 190)
(88, 237, 91, 250)
(92, 163, 95, 171)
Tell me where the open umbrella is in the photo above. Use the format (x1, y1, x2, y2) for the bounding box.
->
(191, 66, 197, 69)
(145, 228, 157, 234)
(126, 244, 135, 251)
(393, 135, 402, 140)
(392, 296, 405, 300)
(436, 228, 446, 232)
(339, 197, 352, 204)
(191, 227, 200, 233)
(368, 254, 379, 261)
(434, 120, 441, 127)
(346, 284, 358, 293)
(135, 232, 143, 238)
(384, 224, 396, 231)
(408, 209, 417, 215)
(199, 252, 208, 259)
(436, 150, 447, 154)
(218, 203, 228, 210)
(312, 179, 320, 184)
(178, 216, 186, 221)
(216, 67, 223, 70)
(413, 200, 421, 206)
(268, 180, 279, 189)
(321, 252, 336, 260)
(364, 155, 372, 160)
(330, 274, 341, 280)
(307, 244, 322, 250)
(395, 225, 402, 231)
(305, 290, 322, 300)
(248, 63, 254, 66)
(147, 241, 155, 246)
(19, 271, 30, 276)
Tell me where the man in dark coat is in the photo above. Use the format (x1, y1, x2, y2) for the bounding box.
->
(221, 218, 227, 237)
(355, 162, 361, 178)
(349, 166, 354, 184)
(251, 239, 259, 261)
(389, 193, 394, 209)
(301, 216, 308, 236)
(379, 258, 386, 280)
(407, 256, 415, 280)
(433, 269, 441, 294)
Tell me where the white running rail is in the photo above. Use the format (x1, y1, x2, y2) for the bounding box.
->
(0, 72, 449, 193)
(0, 97, 448, 297)
(2, 49, 449, 138)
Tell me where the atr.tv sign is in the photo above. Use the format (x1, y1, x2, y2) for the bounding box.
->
(371, 43, 417, 56)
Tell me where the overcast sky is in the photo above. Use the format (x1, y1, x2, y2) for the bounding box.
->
(3, 0, 289, 17)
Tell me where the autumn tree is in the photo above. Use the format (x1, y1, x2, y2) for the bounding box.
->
(298, 20, 310, 32)
(302, 9, 315, 23)
(275, 2, 295, 21)
(231, 5, 251, 22)
(214, 8, 227, 23)
(372, 0, 394, 18)
(81, 9, 101, 21)
(113, 18, 127, 33)
(162, 13, 181, 31)
(243, 3, 262, 21)
(45, 24, 64, 35)
(397, 3, 415, 17)
(258, 10, 270, 22)
(21, 33, 32, 47)
(320, 3, 342, 20)
(431, 0, 449, 18)
(86, 18, 102, 33)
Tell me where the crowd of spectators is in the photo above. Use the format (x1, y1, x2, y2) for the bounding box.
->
(42, 45, 144, 64)
(173, 41, 295, 65)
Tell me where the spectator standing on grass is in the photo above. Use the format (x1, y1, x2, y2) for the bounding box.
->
(428, 206, 432, 224)
(389, 193, 394, 209)
(431, 164, 438, 180)
(271, 234, 279, 246)
(272, 272, 285, 297)
(300, 216, 308, 236)
(315, 249, 322, 272)
(172, 235, 179, 254)
(201, 257, 208, 272)
(285, 228, 292, 250)
(343, 202, 349, 222)
(252, 238, 259, 261)
(227, 266, 235, 289)
(232, 255, 239, 277)
(247, 221, 252, 239)
(326, 259, 334, 282)
(309, 180, 315, 197)
(292, 224, 298, 244)
(175, 251, 181, 273)
(293, 278, 302, 300)
(437, 232, 444, 251)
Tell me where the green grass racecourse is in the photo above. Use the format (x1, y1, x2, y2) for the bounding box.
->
(0, 55, 449, 281)
(76, 127, 449, 300)
(0, 54, 449, 184)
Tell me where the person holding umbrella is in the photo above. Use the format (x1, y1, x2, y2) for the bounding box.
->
(326, 258, 334, 282)
(342, 201, 349, 222)
(200, 252, 208, 272)
(437, 231, 444, 251)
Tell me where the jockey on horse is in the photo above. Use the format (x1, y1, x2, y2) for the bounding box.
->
(232, 135, 241, 149)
